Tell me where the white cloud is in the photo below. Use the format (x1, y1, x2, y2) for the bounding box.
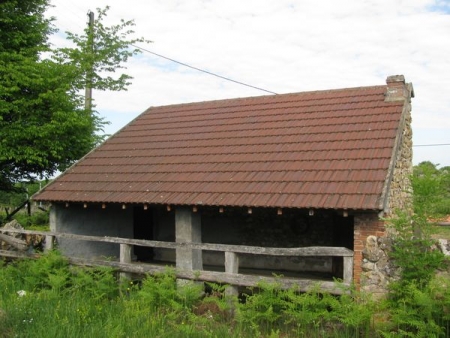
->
(48, 0, 450, 166)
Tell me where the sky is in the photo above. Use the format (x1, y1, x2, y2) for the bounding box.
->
(47, 0, 450, 167)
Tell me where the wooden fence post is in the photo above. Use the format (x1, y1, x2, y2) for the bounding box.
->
(120, 243, 132, 281)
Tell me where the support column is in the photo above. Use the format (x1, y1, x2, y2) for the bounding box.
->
(44, 235, 54, 251)
(225, 251, 239, 297)
(46, 206, 57, 252)
(120, 243, 132, 281)
(175, 207, 203, 272)
(343, 256, 353, 284)
(225, 251, 239, 315)
(49, 205, 57, 232)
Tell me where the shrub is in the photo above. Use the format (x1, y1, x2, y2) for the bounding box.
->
(387, 212, 445, 290)
(381, 212, 449, 337)
(13, 210, 49, 228)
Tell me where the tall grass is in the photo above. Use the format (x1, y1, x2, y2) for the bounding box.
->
(381, 213, 450, 337)
(0, 252, 364, 337)
(1, 249, 449, 337)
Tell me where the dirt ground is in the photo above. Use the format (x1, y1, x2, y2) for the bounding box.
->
(430, 215, 450, 240)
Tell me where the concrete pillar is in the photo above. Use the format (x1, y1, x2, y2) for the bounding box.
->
(343, 256, 353, 284)
(120, 243, 132, 281)
(225, 251, 239, 298)
(175, 207, 203, 271)
(49, 205, 57, 232)
(44, 235, 54, 251)
(46, 206, 57, 252)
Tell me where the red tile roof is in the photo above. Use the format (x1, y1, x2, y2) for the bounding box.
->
(34, 82, 410, 211)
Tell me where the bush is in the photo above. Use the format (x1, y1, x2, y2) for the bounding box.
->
(1, 253, 376, 337)
(235, 281, 374, 337)
(412, 162, 450, 217)
(381, 212, 449, 337)
(1, 245, 448, 337)
(387, 212, 445, 290)
(13, 210, 49, 228)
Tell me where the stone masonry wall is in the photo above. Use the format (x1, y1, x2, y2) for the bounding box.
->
(356, 76, 414, 297)
(355, 214, 399, 298)
(354, 214, 386, 287)
(385, 102, 413, 216)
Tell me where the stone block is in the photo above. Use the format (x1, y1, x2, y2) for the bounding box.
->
(363, 235, 383, 262)
(362, 261, 376, 272)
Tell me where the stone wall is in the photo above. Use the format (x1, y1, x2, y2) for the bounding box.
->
(355, 76, 414, 296)
(354, 213, 401, 298)
(385, 75, 414, 217)
(354, 214, 384, 285)
(385, 104, 413, 216)
(211, 208, 336, 273)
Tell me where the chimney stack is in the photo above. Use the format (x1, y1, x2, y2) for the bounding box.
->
(385, 75, 414, 102)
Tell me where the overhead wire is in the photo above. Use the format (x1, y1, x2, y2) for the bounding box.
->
(413, 143, 450, 147)
(50, 9, 278, 96)
(131, 44, 278, 95)
(47, 5, 449, 147)
(50, 2, 86, 33)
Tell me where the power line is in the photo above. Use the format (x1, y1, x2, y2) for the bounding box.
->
(50, 7, 278, 95)
(131, 44, 278, 95)
(413, 143, 450, 147)
(50, 2, 85, 33)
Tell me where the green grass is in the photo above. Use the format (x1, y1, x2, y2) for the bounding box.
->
(0, 252, 373, 338)
(430, 224, 450, 240)
(1, 250, 449, 337)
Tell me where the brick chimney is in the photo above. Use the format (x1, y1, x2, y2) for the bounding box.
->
(385, 75, 414, 102)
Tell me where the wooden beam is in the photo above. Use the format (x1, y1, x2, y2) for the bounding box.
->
(0, 233, 28, 251)
(4, 199, 29, 221)
(0, 228, 355, 292)
(66, 258, 350, 295)
(0, 228, 354, 257)
(0, 250, 351, 295)
(0, 250, 38, 259)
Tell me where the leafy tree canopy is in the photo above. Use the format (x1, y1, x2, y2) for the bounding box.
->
(0, 0, 53, 56)
(412, 161, 450, 217)
(0, 0, 147, 193)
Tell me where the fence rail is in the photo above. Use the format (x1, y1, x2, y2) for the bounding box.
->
(0, 228, 354, 295)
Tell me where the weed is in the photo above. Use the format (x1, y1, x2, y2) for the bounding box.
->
(382, 212, 450, 337)
(388, 212, 445, 290)
(1, 248, 449, 337)
(13, 210, 49, 228)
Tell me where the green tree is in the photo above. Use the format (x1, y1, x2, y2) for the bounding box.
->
(0, 1, 146, 192)
(54, 7, 145, 95)
(0, 0, 53, 56)
(412, 161, 450, 216)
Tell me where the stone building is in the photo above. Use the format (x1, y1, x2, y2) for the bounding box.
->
(34, 75, 414, 294)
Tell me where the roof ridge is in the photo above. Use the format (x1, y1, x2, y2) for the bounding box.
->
(142, 85, 387, 113)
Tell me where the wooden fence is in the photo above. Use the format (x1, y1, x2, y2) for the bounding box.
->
(0, 228, 354, 295)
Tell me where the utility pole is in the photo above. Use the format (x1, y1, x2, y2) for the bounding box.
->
(85, 11, 95, 112)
